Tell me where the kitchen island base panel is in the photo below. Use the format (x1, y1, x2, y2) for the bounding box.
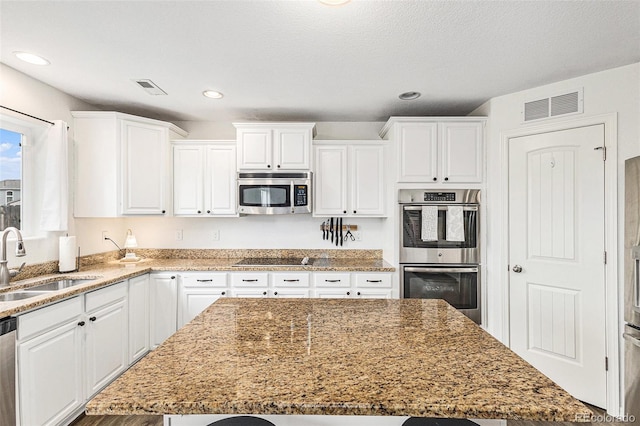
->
(166, 415, 506, 426)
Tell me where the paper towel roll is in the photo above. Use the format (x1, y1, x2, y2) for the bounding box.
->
(59, 236, 77, 272)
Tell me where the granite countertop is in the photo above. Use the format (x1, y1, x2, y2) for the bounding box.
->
(0, 256, 394, 318)
(86, 298, 591, 421)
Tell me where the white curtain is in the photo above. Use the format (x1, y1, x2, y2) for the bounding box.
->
(39, 120, 69, 231)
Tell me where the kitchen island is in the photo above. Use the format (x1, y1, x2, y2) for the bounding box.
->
(86, 298, 591, 424)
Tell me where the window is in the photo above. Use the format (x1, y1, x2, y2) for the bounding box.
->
(0, 128, 22, 231)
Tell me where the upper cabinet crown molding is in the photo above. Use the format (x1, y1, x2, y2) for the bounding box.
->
(72, 111, 187, 217)
(233, 122, 316, 171)
(380, 116, 486, 184)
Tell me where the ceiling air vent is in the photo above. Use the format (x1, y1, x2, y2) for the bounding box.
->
(132, 79, 167, 95)
(522, 88, 583, 122)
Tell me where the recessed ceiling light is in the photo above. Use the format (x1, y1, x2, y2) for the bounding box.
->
(203, 90, 224, 99)
(399, 91, 421, 100)
(318, 0, 351, 5)
(13, 51, 50, 65)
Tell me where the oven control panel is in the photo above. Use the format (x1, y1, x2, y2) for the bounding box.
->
(424, 192, 455, 202)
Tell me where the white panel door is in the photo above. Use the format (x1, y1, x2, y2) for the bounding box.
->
(18, 320, 83, 426)
(150, 274, 178, 348)
(313, 145, 348, 216)
(85, 298, 128, 398)
(205, 144, 236, 215)
(350, 145, 385, 216)
(398, 123, 438, 182)
(121, 120, 167, 214)
(274, 128, 310, 170)
(237, 129, 272, 170)
(439, 121, 483, 183)
(128, 274, 150, 363)
(178, 289, 227, 328)
(174, 145, 204, 215)
(509, 124, 606, 407)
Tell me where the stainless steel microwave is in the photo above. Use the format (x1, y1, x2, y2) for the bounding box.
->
(237, 172, 312, 215)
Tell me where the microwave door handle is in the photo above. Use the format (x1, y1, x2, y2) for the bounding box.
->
(403, 206, 478, 211)
(405, 267, 479, 274)
(290, 181, 295, 213)
(635, 250, 640, 308)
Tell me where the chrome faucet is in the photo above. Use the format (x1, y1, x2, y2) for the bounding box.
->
(0, 227, 26, 287)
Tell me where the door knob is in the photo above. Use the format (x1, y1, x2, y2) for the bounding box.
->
(512, 265, 523, 273)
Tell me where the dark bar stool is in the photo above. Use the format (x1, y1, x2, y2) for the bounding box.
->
(403, 418, 478, 426)
(207, 416, 275, 426)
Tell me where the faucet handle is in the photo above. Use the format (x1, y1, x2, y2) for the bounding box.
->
(9, 262, 26, 278)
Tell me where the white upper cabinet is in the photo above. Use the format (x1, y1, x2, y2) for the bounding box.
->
(313, 142, 386, 217)
(234, 123, 315, 170)
(380, 117, 485, 183)
(73, 111, 187, 217)
(173, 141, 236, 216)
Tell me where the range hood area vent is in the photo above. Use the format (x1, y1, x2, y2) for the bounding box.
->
(133, 79, 167, 96)
(522, 88, 583, 122)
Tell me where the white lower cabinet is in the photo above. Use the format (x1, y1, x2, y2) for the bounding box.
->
(17, 297, 84, 426)
(128, 274, 150, 363)
(231, 272, 269, 297)
(178, 272, 228, 328)
(17, 281, 128, 426)
(84, 283, 128, 398)
(149, 273, 178, 348)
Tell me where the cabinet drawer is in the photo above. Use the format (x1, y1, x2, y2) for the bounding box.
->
(354, 273, 392, 288)
(313, 273, 351, 287)
(231, 273, 269, 287)
(18, 296, 83, 341)
(180, 273, 227, 287)
(85, 281, 127, 312)
(272, 272, 310, 287)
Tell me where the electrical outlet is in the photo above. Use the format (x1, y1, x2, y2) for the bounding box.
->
(101, 231, 109, 242)
(175, 229, 183, 241)
(354, 231, 362, 241)
(212, 230, 220, 241)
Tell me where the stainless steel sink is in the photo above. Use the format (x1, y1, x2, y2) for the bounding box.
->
(23, 278, 98, 292)
(0, 291, 51, 302)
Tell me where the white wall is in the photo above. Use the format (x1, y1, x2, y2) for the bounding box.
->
(471, 62, 640, 341)
(0, 64, 126, 266)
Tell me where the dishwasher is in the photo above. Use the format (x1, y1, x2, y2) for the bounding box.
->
(0, 316, 17, 426)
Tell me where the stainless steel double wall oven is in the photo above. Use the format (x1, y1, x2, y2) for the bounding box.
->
(399, 189, 481, 323)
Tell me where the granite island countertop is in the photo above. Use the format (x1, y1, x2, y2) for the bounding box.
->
(85, 298, 591, 421)
(0, 256, 394, 317)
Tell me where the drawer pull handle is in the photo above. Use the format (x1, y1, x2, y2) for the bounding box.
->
(366, 280, 382, 283)
(89, 316, 97, 322)
(283, 279, 300, 282)
(243, 279, 259, 282)
(325, 279, 341, 283)
(197, 279, 213, 282)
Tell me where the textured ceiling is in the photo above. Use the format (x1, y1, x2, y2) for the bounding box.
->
(1, 0, 639, 123)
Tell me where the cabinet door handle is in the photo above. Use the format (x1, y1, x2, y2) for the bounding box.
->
(78, 321, 85, 327)
(197, 279, 213, 282)
(207, 210, 211, 214)
(283, 279, 299, 282)
(353, 210, 357, 214)
(277, 165, 281, 168)
(221, 291, 226, 295)
(444, 177, 449, 181)
(346, 291, 350, 296)
(357, 292, 361, 296)
(267, 164, 271, 168)
(343, 210, 347, 214)
(432, 177, 437, 181)
(243, 279, 259, 282)
(366, 279, 382, 283)
(89, 316, 97, 322)
(274, 291, 278, 295)
(197, 210, 202, 214)
(262, 291, 267, 295)
(325, 279, 341, 283)
(162, 210, 166, 214)
(171, 276, 176, 280)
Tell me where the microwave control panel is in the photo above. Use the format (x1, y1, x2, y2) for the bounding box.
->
(424, 192, 455, 202)
(294, 185, 308, 206)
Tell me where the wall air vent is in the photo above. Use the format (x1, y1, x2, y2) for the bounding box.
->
(132, 79, 167, 95)
(522, 88, 583, 122)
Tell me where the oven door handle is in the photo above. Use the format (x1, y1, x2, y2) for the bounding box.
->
(403, 205, 478, 211)
(404, 267, 478, 273)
